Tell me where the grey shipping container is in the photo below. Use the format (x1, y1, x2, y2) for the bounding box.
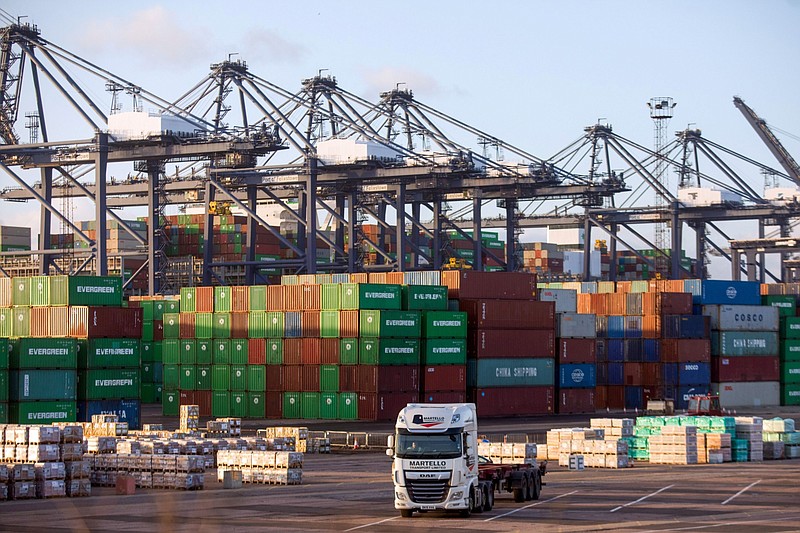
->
(702, 305, 779, 332)
(557, 313, 597, 338)
(712, 381, 779, 408)
(538, 289, 578, 314)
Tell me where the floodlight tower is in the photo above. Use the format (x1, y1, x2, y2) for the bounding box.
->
(648, 97, 676, 278)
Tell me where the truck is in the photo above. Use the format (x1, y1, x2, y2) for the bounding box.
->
(387, 403, 546, 518)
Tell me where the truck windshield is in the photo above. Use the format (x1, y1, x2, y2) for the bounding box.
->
(395, 430, 463, 459)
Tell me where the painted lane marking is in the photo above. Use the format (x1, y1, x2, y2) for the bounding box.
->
(640, 514, 800, 531)
(344, 516, 400, 532)
(610, 484, 675, 513)
(721, 479, 761, 505)
(484, 490, 579, 522)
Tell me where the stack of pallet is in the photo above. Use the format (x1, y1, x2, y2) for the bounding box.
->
(734, 417, 764, 462)
(215, 449, 303, 485)
(648, 425, 698, 465)
(477, 442, 537, 466)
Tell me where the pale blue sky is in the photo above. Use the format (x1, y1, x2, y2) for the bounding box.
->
(2, 1, 799, 277)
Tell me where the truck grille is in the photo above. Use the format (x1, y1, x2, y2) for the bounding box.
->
(406, 479, 448, 503)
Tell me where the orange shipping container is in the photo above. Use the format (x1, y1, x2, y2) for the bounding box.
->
(69, 306, 88, 338)
(300, 284, 321, 311)
(30, 307, 49, 337)
(386, 272, 404, 285)
(231, 286, 249, 312)
(320, 338, 340, 364)
(283, 338, 302, 365)
(340, 310, 359, 337)
(349, 273, 368, 284)
(642, 315, 661, 339)
(577, 293, 593, 315)
(300, 338, 321, 365)
(0, 277, 11, 307)
(608, 293, 626, 315)
(230, 312, 249, 338)
(302, 311, 321, 337)
(179, 313, 195, 339)
(282, 285, 304, 311)
(368, 272, 388, 284)
(49, 306, 69, 337)
(195, 287, 214, 313)
(266, 285, 283, 311)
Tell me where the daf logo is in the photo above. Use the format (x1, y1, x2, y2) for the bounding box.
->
(726, 287, 737, 299)
(571, 368, 585, 383)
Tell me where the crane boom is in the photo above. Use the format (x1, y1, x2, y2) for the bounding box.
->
(733, 96, 800, 185)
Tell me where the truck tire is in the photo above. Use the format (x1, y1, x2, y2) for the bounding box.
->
(525, 473, 534, 501)
(513, 477, 527, 503)
(531, 471, 541, 500)
(483, 484, 494, 512)
(460, 489, 474, 518)
(400, 509, 413, 518)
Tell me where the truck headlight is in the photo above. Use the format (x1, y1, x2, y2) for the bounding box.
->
(449, 491, 463, 501)
(396, 492, 406, 501)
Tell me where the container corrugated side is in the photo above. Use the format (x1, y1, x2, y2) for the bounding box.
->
(10, 400, 77, 424)
(538, 288, 577, 314)
(77, 399, 141, 430)
(402, 285, 448, 311)
(467, 357, 554, 388)
(66, 276, 123, 306)
(558, 363, 597, 388)
(711, 331, 779, 356)
(712, 381, 780, 407)
(557, 313, 596, 338)
(460, 299, 554, 330)
(78, 338, 140, 368)
(10, 338, 79, 369)
(78, 368, 140, 400)
(470, 386, 553, 416)
(698, 280, 761, 305)
(702, 304, 779, 332)
(10, 369, 77, 400)
(713, 356, 780, 382)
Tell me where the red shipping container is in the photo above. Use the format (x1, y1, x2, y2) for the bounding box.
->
(179, 313, 195, 339)
(442, 271, 537, 300)
(358, 365, 419, 393)
(624, 363, 642, 386)
(421, 365, 466, 393)
(230, 313, 249, 338)
(153, 320, 164, 342)
(470, 386, 554, 417)
(302, 311, 321, 337)
(283, 338, 302, 365)
(320, 338, 340, 364)
(266, 366, 283, 392)
(660, 339, 710, 363)
(659, 292, 693, 315)
(195, 287, 213, 313)
(641, 362, 662, 386)
(557, 388, 595, 414)
(460, 299, 554, 330)
(712, 356, 780, 383)
(179, 391, 195, 405)
(265, 392, 282, 418)
(595, 385, 607, 409)
(301, 364, 320, 392)
(420, 391, 467, 403)
(606, 385, 625, 409)
(231, 286, 249, 312)
(300, 338, 321, 365)
(339, 365, 359, 391)
(470, 329, 555, 359)
(358, 392, 420, 421)
(194, 390, 212, 417)
(282, 366, 301, 392)
(70, 307, 143, 338)
(248, 338, 267, 365)
(558, 338, 596, 364)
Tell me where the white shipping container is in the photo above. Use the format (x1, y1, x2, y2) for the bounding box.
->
(539, 288, 578, 313)
(316, 138, 401, 165)
(558, 313, 597, 338)
(678, 187, 743, 207)
(712, 381, 780, 408)
(702, 305, 779, 332)
(563, 250, 602, 277)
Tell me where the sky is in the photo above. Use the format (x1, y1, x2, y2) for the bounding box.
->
(1, 0, 799, 278)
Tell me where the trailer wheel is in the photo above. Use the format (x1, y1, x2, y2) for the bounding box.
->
(513, 477, 527, 503)
(400, 509, 413, 518)
(483, 484, 494, 512)
(531, 471, 541, 500)
(525, 473, 535, 501)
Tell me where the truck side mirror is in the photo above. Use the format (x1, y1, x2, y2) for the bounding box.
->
(387, 435, 394, 449)
(465, 434, 474, 450)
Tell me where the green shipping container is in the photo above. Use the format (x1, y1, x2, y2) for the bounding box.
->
(0, 370, 7, 401)
(340, 283, 360, 310)
(213, 313, 231, 339)
(422, 311, 468, 338)
(338, 392, 358, 420)
(339, 338, 359, 365)
(163, 339, 180, 364)
(230, 365, 247, 391)
(212, 365, 230, 391)
(782, 317, 800, 339)
(180, 365, 196, 390)
(467, 358, 555, 388)
(359, 338, 420, 365)
(301, 392, 320, 419)
(321, 284, 341, 310)
(12, 276, 31, 306)
(61, 276, 123, 306)
(283, 392, 302, 418)
(196, 366, 212, 390)
(320, 365, 339, 392)
(0, 338, 7, 368)
(783, 361, 800, 384)
(213, 340, 231, 364)
(11, 306, 30, 337)
(10, 401, 77, 424)
(180, 287, 197, 313)
(781, 340, 800, 362)
(248, 392, 266, 418)
(248, 312, 267, 337)
(163, 364, 180, 390)
(782, 384, 800, 405)
(266, 339, 283, 365)
(214, 286, 232, 313)
(266, 312, 284, 337)
(141, 342, 155, 363)
(212, 391, 230, 417)
(141, 321, 154, 342)
(247, 365, 266, 391)
(195, 313, 214, 339)
(422, 338, 467, 365)
(165, 300, 180, 314)
(11, 338, 79, 369)
(139, 301, 154, 321)
(360, 310, 421, 338)
(763, 295, 797, 317)
(0, 402, 7, 423)
(0, 308, 12, 337)
(78, 338, 140, 368)
(163, 313, 180, 338)
(402, 285, 448, 311)
(196, 340, 213, 364)
(142, 362, 155, 383)
(230, 391, 247, 417)
(320, 310, 340, 338)
(10, 369, 77, 400)
(230, 339, 248, 364)
(180, 340, 197, 364)
(79, 368, 140, 400)
(142, 383, 163, 404)
(249, 286, 267, 311)
(152, 342, 163, 363)
(320, 392, 338, 419)
(357, 283, 402, 310)
(712, 331, 779, 356)
(152, 301, 167, 321)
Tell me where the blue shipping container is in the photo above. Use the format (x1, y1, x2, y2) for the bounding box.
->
(623, 316, 642, 339)
(596, 362, 608, 385)
(662, 363, 678, 386)
(559, 364, 596, 388)
(607, 362, 624, 386)
(623, 339, 643, 362)
(673, 384, 712, 410)
(697, 280, 761, 306)
(607, 316, 625, 339)
(662, 315, 709, 339)
(678, 362, 711, 385)
(77, 399, 141, 430)
(284, 312, 302, 338)
(595, 316, 608, 338)
(643, 339, 660, 362)
(624, 385, 643, 410)
(607, 339, 624, 362)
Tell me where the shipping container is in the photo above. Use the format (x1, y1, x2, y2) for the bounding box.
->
(196, 340, 212, 364)
(712, 381, 779, 408)
(69, 306, 143, 338)
(677, 362, 711, 384)
(712, 356, 780, 382)
(421, 365, 466, 392)
(230, 392, 247, 418)
(10, 338, 78, 369)
(319, 392, 338, 419)
(711, 331, 779, 357)
(212, 391, 230, 417)
(247, 365, 266, 391)
(782, 317, 800, 339)
(10, 401, 77, 424)
(77, 399, 141, 430)
(358, 338, 420, 365)
(29, 275, 123, 307)
(557, 313, 597, 338)
(420, 391, 467, 404)
(320, 338, 340, 365)
(196, 366, 211, 390)
(265, 339, 283, 365)
(10, 369, 77, 400)
(762, 294, 796, 317)
(558, 364, 597, 388)
(357, 283, 402, 310)
(359, 310, 421, 338)
(78, 368, 140, 400)
(443, 271, 536, 300)
(702, 305, 779, 332)
(163, 364, 179, 390)
(358, 365, 420, 393)
(470, 386, 554, 417)
(162, 390, 179, 416)
(266, 366, 283, 392)
(460, 299, 554, 330)
(284, 311, 302, 338)
(194, 313, 213, 339)
(783, 361, 800, 384)
(301, 392, 320, 418)
(781, 384, 800, 406)
(660, 338, 711, 363)
(662, 315, 709, 339)
(320, 310, 340, 338)
(556, 388, 595, 414)
(624, 386, 643, 410)
(558, 338, 597, 364)
(467, 357, 554, 388)
(338, 365, 359, 392)
(230, 365, 247, 391)
(606, 339, 624, 362)
(338, 391, 358, 419)
(781, 340, 800, 362)
(606, 315, 625, 338)
(538, 288, 578, 313)
(402, 285, 448, 311)
(248, 392, 266, 418)
(469, 329, 555, 359)
(300, 338, 322, 365)
(421, 338, 467, 365)
(320, 365, 339, 392)
(78, 338, 140, 368)
(623, 339, 644, 362)
(692, 280, 761, 305)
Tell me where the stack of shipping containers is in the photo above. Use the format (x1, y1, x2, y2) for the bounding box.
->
(767, 295, 800, 405)
(455, 271, 556, 416)
(0, 338, 6, 422)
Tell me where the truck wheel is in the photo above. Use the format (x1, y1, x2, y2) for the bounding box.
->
(483, 485, 494, 512)
(513, 477, 527, 503)
(400, 509, 413, 518)
(531, 472, 541, 501)
(473, 486, 485, 514)
(460, 490, 474, 518)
